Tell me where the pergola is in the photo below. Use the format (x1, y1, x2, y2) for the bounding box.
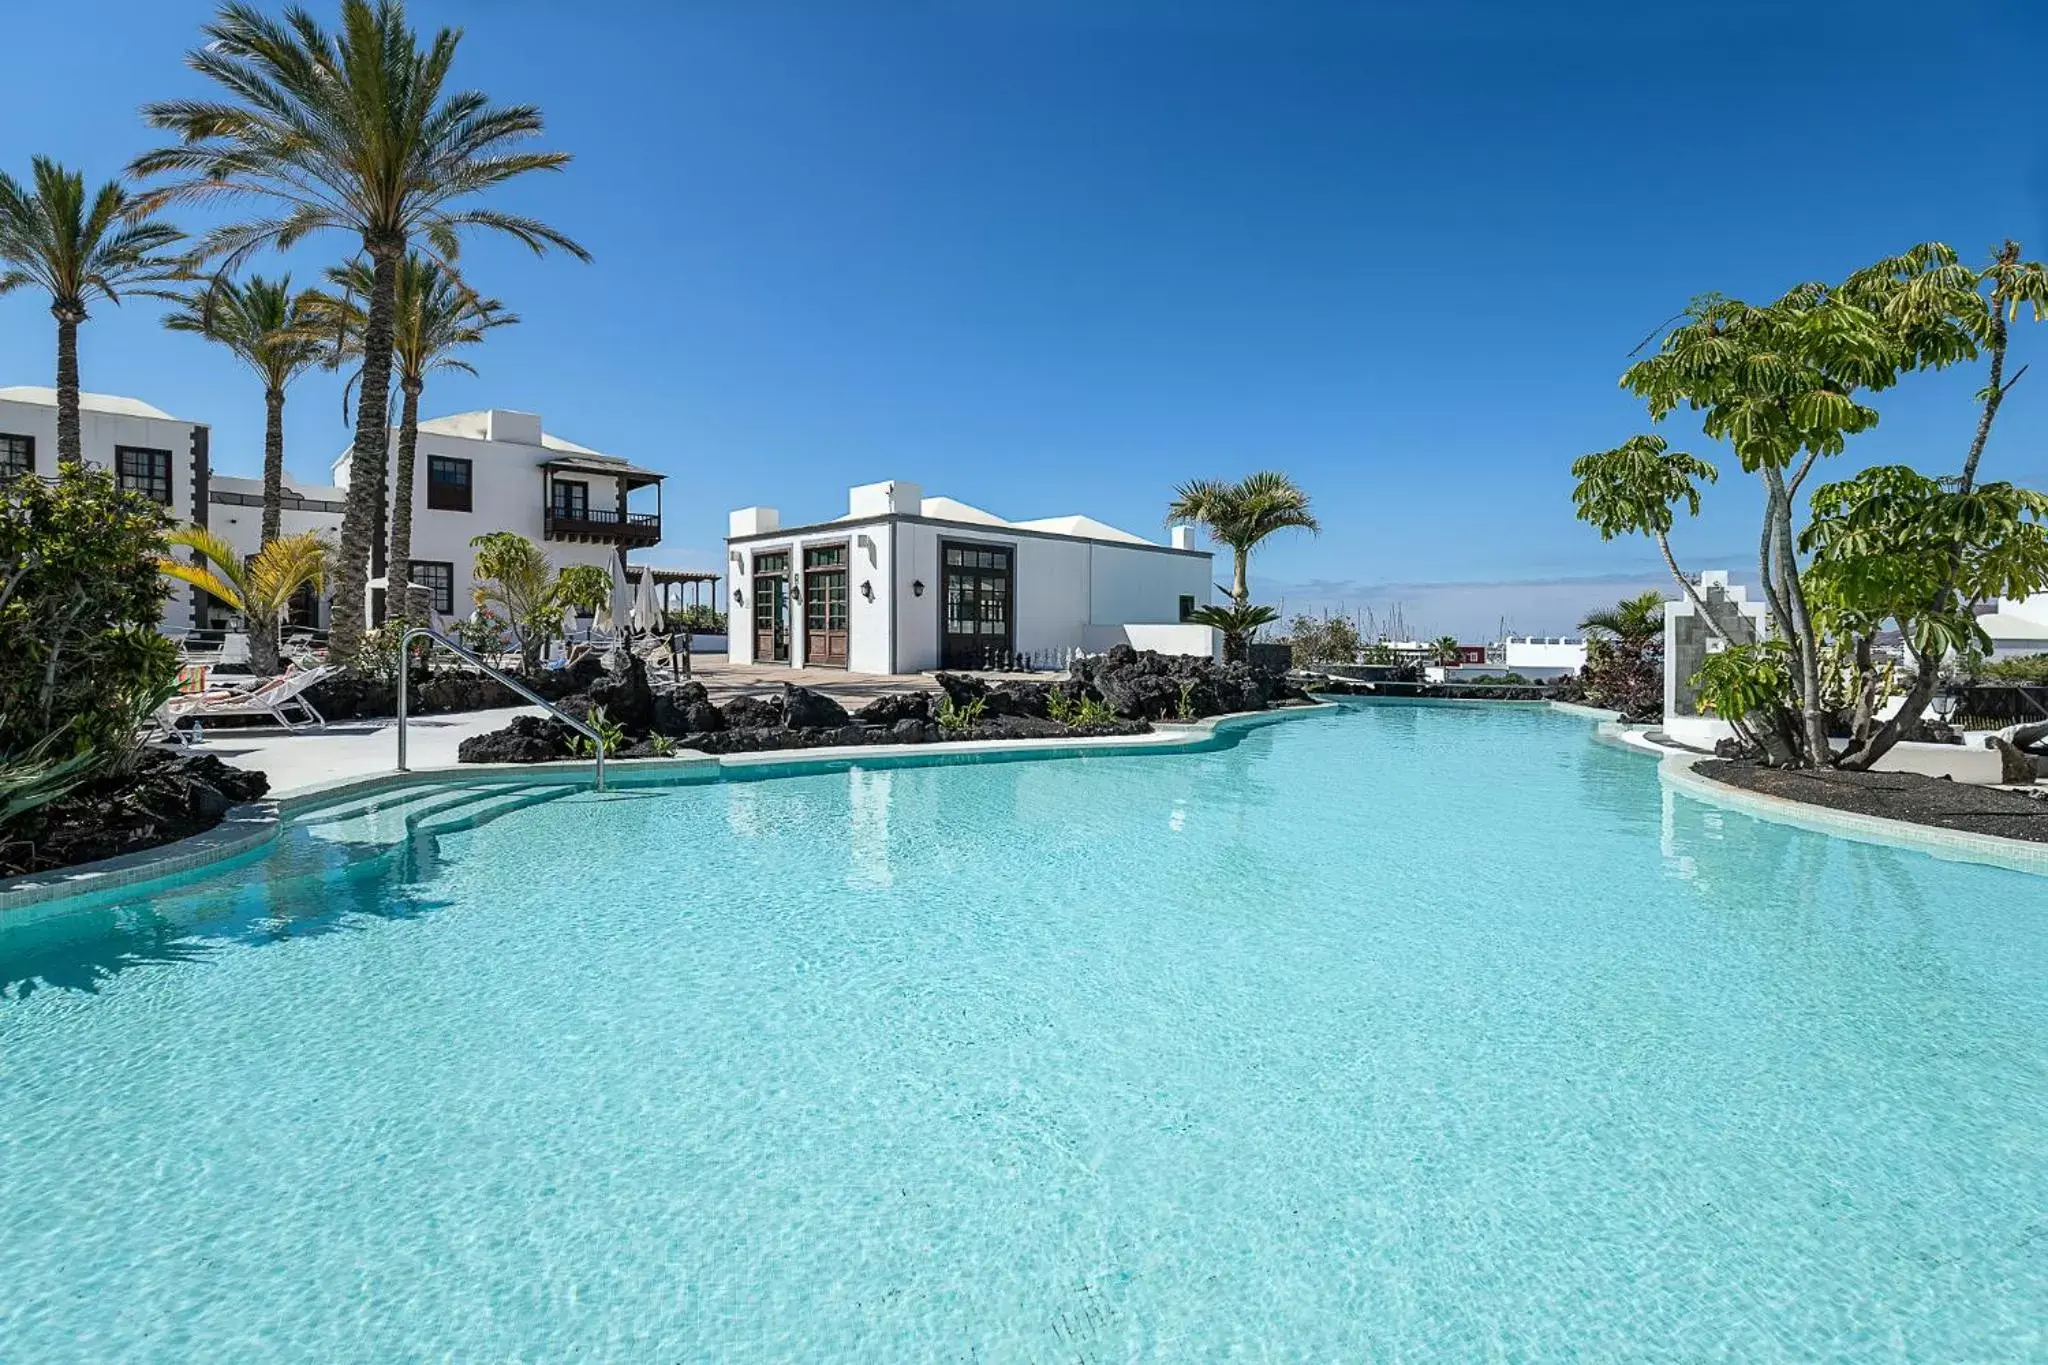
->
(624, 565, 723, 617)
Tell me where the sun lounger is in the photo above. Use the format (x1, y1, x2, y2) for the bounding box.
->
(159, 664, 336, 738)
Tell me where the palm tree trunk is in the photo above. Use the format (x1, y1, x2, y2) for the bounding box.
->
(327, 240, 402, 663)
(389, 378, 423, 625)
(1231, 547, 1249, 606)
(248, 608, 282, 679)
(52, 308, 83, 464)
(261, 387, 285, 545)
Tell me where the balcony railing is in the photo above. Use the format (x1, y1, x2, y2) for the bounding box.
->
(544, 505, 662, 543)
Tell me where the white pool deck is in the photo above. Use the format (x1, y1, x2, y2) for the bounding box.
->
(201, 706, 553, 798)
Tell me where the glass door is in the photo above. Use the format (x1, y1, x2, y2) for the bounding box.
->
(751, 551, 790, 663)
(940, 542, 1012, 669)
(803, 544, 850, 667)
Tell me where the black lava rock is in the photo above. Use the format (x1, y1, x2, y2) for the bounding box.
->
(586, 651, 657, 734)
(457, 713, 574, 764)
(854, 692, 931, 726)
(721, 694, 783, 729)
(782, 684, 851, 730)
(888, 717, 930, 743)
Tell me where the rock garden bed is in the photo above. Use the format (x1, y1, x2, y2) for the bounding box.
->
(458, 645, 1308, 765)
(0, 750, 270, 881)
(1694, 759, 2048, 844)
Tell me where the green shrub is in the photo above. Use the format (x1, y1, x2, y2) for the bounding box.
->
(0, 464, 179, 771)
(936, 695, 985, 734)
(1981, 652, 2048, 684)
(1048, 688, 1116, 727)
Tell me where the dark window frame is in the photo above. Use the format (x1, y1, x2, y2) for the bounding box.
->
(115, 445, 173, 504)
(426, 456, 473, 512)
(1179, 594, 1197, 622)
(551, 478, 589, 519)
(0, 432, 32, 480)
(408, 559, 456, 615)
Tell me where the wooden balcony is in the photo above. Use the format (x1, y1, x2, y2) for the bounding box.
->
(544, 506, 662, 546)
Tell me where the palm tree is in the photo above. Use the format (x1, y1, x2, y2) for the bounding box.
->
(163, 276, 325, 544)
(0, 158, 185, 463)
(1167, 471, 1318, 606)
(1432, 635, 1462, 666)
(1188, 601, 1280, 665)
(310, 254, 516, 624)
(1579, 590, 1666, 648)
(134, 0, 589, 664)
(159, 528, 330, 678)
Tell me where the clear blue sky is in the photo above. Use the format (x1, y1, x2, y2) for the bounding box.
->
(5, 0, 2047, 635)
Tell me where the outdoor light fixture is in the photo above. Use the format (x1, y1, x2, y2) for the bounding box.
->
(860, 580, 874, 601)
(1931, 690, 1959, 724)
(912, 579, 925, 597)
(733, 587, 744, 605)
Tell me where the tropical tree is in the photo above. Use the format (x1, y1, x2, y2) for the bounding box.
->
(135, 0, 589, 664)
(1570, 435, 1728, 640)
(1167, 471, 1318, 606)
(311, 253, 517, 624)
(163, 275, 325, 543)
(1431, 635, 1462, 666)
(0, 158, 185, 462)
(1597, 240, 2048, 766)
(1577, 590, 1666, 647)
(1188, 601, 1280, 665)
(470, 531, 595, 674)
(159, 528, 330, 678)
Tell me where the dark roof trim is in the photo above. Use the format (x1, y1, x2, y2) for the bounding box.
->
(725, 512, 1211, 559)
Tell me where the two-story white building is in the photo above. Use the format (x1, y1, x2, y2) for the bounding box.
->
(725, 480, 1216, 674)
(205, 407, 666, 628)
(0, 386, 211, 633)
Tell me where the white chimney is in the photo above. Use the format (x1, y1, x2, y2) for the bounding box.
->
(848, 480, 923, 519)
(1170, 524, 1196, 550)
(485, 409, 543, 445)
(730, 506, 780, 537)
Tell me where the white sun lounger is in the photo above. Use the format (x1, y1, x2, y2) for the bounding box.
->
(160, 664, 336, 739)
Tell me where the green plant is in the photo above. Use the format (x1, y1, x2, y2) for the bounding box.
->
(1048, 688, 1116, 727)
(451, 607, 511, 656)
(1, 464, 180, 762)
(1578, 591, 1666, 647)
(159, 527, 329, 678)
(1187, 601, 1280, 665)
(668, 604, 727, 634)
(572, 704, 626, 758)
(1362, 640, 1397, 666)
(1175, 678, 1196, 720)
(0, 727, 100, 833)
(163, 274, 325, 544)
(137, 0, 589, 662)
(1982, 653, 2048, 684)
(0, 157, 186, 465)
(1288, 613, 1362, 668)
(1167, 471, 1318, 608)
(469, 532, 567, 674)
(554, 564, 611, 618)
(1693, 641, 1801, 761)
(935, 695, 985, 735)
(648, 734, 677, 757)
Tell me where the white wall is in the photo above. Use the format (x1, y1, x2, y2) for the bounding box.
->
(0, 394, 207, 633)
(1504, 637, 1588, 671)
(729, 513, 1214, 674)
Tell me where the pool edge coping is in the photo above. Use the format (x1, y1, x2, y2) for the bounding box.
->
(1659, 751, 2048, 877)
(0, 703, 1337, 914)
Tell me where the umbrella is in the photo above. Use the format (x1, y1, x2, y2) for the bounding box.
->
(608, 557, 634, 636)
(633, 566, 661, 631)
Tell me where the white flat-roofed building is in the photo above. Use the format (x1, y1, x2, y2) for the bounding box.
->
(725, 480, 1216, 674)
(1502, 635, 1587, 679)
(0, 386, 211, 633)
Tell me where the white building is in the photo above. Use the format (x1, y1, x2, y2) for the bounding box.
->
(724, 481, 1216, 674)
(208, 407, 666, 628)
(0, 386, 210, 632)
(1501, 635, 1587, 680)
(1977, 595, 2048, 658)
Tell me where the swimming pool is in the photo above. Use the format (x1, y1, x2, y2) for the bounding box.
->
(3, 703, 2042, 1360)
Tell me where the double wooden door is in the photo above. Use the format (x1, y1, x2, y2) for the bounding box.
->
(802, 544, 849, 667)
(752, 551, 789, 662)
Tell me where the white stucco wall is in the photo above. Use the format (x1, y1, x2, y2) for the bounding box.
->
(0, 392, 208, 633)
(728, 510, 1213, 674)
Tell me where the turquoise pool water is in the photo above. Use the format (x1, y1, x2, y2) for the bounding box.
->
(3, 703, 2043, 1361)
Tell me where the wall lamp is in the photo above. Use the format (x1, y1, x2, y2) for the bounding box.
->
(912, 579, 925, 597)
(733, 587, 744, 605)
(860, 580, 874, 602)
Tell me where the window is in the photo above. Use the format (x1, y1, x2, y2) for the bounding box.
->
(116, 446, 172, 504)
(426, 456, 472, 511)
(0, 433, 30, 480)
(551, 479, 589, 519)
(943, 545, 1009, 571)
(753, 550, 789, 575)
(409, 560, 456, 615)
(1179, 594, 1197, 622)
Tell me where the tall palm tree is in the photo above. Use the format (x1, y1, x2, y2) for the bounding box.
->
(0, 158, 185, 463)
(310, 254, 517, 624)
(163, 276, 325, 543)
(159, 528, 330, 678)
(134, 0, 589, 664)
(1167, 471, 1319, 606)
(1578, 590, 1666, 648)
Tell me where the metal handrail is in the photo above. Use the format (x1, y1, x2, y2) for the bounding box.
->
(397, 626, 606, 792)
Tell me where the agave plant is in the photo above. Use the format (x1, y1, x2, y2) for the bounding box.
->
(159, 528, 330, 678)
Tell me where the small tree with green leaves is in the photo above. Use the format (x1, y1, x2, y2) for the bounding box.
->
(159, 528, 330, 679)
(1188, 601, 1280, 665)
